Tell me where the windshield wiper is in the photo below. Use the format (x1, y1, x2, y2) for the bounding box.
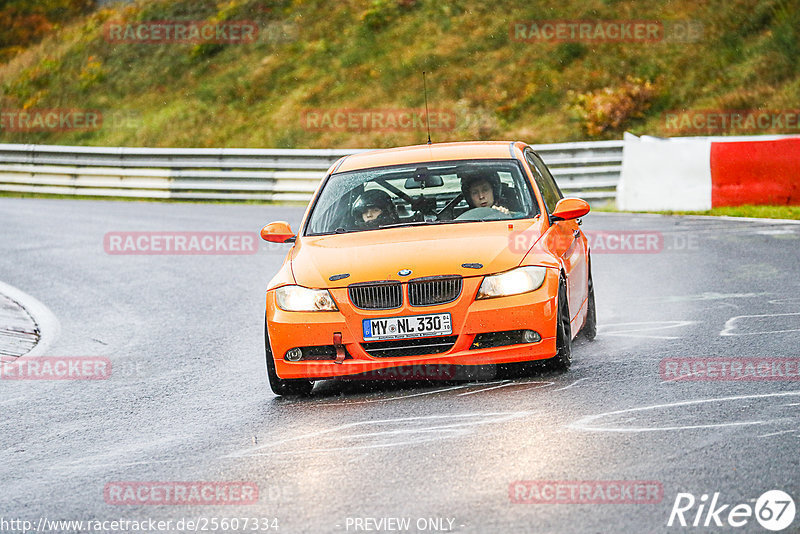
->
(378, 220, 447, 229)
(310, 227, 349, 236)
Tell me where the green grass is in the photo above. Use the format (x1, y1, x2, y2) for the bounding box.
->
(652, 205, 800, 220)
(1, 0, 798, 149)
(600, 205, 800, 220)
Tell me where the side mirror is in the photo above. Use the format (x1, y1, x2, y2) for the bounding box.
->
(550, 198, 590, 223)
(260, 221, 296, 243)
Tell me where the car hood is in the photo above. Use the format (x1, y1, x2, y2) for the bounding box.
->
(290, 220, 544, 287)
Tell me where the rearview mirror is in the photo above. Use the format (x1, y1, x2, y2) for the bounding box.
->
(405, 170, 444, 189)
(550, 198, 590, 222)
(260, 221, 296, 243)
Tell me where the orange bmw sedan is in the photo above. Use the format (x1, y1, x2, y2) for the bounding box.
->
(260, 141, 596, 395)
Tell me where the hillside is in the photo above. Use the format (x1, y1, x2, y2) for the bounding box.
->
(0, 0, 798, 148)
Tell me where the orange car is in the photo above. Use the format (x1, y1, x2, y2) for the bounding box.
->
(261, 141, 596, 395)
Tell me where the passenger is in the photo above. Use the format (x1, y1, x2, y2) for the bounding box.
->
(352, 189, 400, 228)
(460, 173, 510, 214)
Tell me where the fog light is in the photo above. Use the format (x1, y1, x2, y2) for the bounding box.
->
(285, 347, 303, 362)
(522, 330, 541, 343)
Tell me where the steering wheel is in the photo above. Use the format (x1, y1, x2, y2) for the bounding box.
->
(455, 207, 506, 221)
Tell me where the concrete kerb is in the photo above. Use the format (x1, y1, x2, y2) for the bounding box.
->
(0, 280, 61, 359)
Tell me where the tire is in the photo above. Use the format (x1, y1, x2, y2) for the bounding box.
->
(544, 276, 572, 372)
(265, 321, 314, 396)
(579, 267, 597, 341)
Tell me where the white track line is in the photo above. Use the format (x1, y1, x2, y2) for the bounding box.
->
(457, 381, 516, 396)
(598, 321, 694, 340)
(555, 377, 590, 391)
(569, 390, 800, 433)
(457, 379, 554, 396)
(720, 313, 800, 336)
(757, 429, 799, 439)
(227, 411, 534, 457)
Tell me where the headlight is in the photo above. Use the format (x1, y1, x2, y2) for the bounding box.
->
(275, 285, 338, 311)
(476, 266, 547, 299)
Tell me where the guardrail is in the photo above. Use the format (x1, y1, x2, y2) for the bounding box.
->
(0, 140, 623, 202)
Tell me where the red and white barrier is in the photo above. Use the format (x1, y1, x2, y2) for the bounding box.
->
(710, 138, 800, 206)
(617, 133, 800, 211)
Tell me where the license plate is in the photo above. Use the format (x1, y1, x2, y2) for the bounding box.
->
(363, 313, 452, 341)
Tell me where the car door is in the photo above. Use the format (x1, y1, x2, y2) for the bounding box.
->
(524, 149, 588, 324)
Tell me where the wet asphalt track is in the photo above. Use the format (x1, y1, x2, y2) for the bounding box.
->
(1, 198, 799, 534)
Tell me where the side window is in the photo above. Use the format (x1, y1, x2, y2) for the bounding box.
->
(525, 150, 562, 214)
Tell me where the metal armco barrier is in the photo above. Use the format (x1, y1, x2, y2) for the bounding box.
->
(0, 140, 623, 202)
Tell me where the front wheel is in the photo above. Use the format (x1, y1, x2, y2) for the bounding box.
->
(265, 321, 313, 396)
(544, 276, 572, 372)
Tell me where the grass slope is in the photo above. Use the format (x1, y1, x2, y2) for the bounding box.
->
(0, 0, 798, 148)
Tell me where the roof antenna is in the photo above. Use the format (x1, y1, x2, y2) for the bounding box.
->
(423, 71, 432, 145)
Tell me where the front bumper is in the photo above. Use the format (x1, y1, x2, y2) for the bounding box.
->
(266, 270, 559, 380)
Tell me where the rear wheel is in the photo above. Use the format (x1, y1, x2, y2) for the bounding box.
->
(544, 276, 572, 372)
(579, 267, 597, 341)
(265, 321, 314, 396)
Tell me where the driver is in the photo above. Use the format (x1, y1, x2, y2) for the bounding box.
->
(460, 172, 510, 214)
(352, 189, 399, 228)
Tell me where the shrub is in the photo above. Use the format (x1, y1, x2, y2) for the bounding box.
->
(0, 0, 95, 62)
(571, 77, 656, 136)
(360, 0, 418, 31)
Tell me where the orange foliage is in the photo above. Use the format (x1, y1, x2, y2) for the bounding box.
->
(572, 77, 657, 136)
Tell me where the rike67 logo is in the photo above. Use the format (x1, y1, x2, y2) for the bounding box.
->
(668, 490, 796, 531)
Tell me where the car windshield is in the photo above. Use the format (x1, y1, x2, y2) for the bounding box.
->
(304, 159, 538, 235)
